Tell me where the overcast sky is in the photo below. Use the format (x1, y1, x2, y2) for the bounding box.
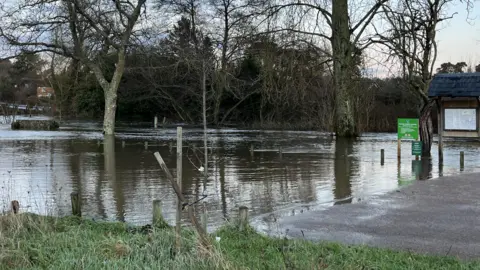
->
(2, 0, 478, 79)
(436, 3, 480, 66)
(366, 2, 480, 77)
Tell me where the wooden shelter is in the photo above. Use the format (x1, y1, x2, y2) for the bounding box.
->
(428, 73, 480, 160)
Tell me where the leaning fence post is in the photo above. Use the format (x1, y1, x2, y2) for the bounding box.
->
(201, 203, 207, 234)
(70, 192, 81, 217)
(238, 206, 249, 231)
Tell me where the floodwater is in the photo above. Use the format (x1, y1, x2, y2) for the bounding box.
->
(1, 117, 480, 233)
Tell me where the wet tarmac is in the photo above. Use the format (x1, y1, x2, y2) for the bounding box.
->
(271, 172, 480, 260)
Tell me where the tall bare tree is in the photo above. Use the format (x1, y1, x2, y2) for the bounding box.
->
(262, 0, 387, 137)
(371, 0, 472, 156)
(0, 0, 146, 135)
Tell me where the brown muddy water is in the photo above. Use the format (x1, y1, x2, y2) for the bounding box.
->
(1, 117, 480, 233)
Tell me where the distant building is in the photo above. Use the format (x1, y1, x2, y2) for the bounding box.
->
(37, 86, 55, 98)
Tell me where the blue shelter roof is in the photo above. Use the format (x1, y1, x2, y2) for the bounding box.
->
(428, 73, 480, 97)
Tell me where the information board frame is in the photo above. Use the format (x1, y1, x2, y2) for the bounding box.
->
(443, 107, 478, 131)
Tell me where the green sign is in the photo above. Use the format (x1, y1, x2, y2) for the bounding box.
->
(412, 141, 422, 156)
(398, 118, 419, 140)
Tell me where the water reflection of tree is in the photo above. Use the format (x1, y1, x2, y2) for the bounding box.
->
(104, 136, 125, 222)
(215, 134, 228, 219)
(413, 159, 432, 180)
(67, 139, 81, 199)
(333, 137, 354, 205)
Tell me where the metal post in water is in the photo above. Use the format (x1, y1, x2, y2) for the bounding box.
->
(380, 149, 385, 165)
(154, 116, 158, 129)
(460, 151, 464, 170)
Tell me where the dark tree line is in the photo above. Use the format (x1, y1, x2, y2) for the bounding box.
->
(40, 16, 421, 133)
(0, 0, 474, 156)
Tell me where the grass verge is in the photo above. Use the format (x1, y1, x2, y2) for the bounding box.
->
(0, 214, 478, 269)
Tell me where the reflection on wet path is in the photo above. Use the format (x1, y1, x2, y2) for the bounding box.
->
(1, 121, 480, 232)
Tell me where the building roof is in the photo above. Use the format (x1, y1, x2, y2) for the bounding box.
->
(428, 73, 480, 97)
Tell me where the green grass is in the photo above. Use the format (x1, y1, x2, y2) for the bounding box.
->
(1, 214, 479, 270)
(216, 225, 480, 270)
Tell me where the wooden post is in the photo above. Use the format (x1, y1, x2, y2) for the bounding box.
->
(70, 192, 81, 217)
(144, 141, 148, 150)
(460, 151, 464, 170)
(415, 138, 419, 161)
(438, 100, 444, 164)
(239, 206, 249, 231)
(201, 203, 207, 234)
(153, 151, 210, 248)
(152, 200, 163, 226)
(122, 141, 125, 148)
(176, 127, 183, 251)
(380, 149, 384, 165)
(439, 161, 444, 177)
(154, 116, 158, 129)
(11, 200, 19, 214)
(397, 139, 401, 160)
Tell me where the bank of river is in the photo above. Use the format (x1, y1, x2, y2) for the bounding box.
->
(1, 119, 480, 233)
(1, 213, 478, 269)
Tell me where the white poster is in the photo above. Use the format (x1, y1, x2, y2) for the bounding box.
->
(444, 108, 477, 131)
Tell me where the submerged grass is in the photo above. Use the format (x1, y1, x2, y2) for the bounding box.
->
(1, 214, 479, 269)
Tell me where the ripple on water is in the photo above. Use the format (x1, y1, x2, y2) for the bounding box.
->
(1, 121, 480, 231)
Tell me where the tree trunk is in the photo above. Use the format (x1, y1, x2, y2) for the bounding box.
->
(332, 0, 356, 137)
(90, 51, 125, 135)
(419, 99, 435, 158)
(202, 60, 208, 179)
(214, 16, 229, 126)
(213, 74, 225, 126)
(103, 86, 118, 135)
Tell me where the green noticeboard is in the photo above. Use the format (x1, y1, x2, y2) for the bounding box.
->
(412, 141, 422, 156)
(398, 118, 419, 140)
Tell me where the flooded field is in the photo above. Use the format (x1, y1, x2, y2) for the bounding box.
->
(1, 118, 480, 233)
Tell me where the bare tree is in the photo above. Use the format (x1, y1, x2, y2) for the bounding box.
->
(260, 0, 387, 136)
(208, 0, 265, 125)
(371, 0, 472, 156)
(0, 0, 146, 135)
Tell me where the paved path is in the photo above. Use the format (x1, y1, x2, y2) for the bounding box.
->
(272, 173, 480, 260)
